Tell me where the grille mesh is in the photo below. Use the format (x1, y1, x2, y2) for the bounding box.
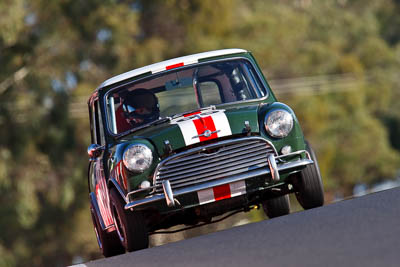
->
(154, 138, 276, 193)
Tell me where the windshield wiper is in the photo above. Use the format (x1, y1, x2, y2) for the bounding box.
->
(118, 117, 171, 137)
(171, 106, 216, 119)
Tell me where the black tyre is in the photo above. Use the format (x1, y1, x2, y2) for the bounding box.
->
(262, 194, 290, 218)
(90, 204, 125, 257)
(295, 141, 324, 209)
(110, 188, 149, 252)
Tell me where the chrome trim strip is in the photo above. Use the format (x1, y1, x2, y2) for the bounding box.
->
(127, 185, 157, 199)
(125, 158, 313, 210)
(275, 150, 311, 161)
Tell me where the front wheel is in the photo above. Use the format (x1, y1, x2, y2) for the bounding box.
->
(262, 194, 290, 218)
(295, 141, 324, 209)
(110, 188, 149, 252)
(90, 204, 125, 257)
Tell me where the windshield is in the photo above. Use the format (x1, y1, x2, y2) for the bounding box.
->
(105, 59, 267, 134)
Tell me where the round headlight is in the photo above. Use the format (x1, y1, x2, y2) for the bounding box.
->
(264, 109, 294, 138)
(123, 144, 153, 173)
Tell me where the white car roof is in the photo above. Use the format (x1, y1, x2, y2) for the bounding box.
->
(98, 48, 247, 89)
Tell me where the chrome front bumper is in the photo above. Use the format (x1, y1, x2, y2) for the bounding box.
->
(124, 151, 313, 210)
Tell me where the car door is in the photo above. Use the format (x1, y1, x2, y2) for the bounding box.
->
(88, 98, 114, 229)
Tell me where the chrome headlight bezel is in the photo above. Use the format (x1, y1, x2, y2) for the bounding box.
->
(264, 109, 294, 138)
(123, 144, 153, 173)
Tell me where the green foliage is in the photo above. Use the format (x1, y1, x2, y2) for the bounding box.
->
(0, 0, 400, 266)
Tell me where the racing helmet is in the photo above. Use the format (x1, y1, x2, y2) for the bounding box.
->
(122, 89, 160, 127)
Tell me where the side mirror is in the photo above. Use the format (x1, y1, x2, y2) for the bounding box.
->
(88, 144, 104, 159)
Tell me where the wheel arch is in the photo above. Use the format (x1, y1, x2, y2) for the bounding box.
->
(109, 177, 129, 207)
(90, 192, 107, 230)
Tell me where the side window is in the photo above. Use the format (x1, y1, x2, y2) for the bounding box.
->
(89, 103, 96, 144)
(230, 67, 253, 101)
(241, 63, 266, 98)
(93, 100, 105, 145)
(199, 81, 222, 106)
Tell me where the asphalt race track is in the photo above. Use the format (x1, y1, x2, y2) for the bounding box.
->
(76, 187, 400, 267)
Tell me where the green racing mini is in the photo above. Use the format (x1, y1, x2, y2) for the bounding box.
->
(87, 48, 324, 257)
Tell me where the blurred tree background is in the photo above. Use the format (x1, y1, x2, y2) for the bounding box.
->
(1, 0, 400, 266)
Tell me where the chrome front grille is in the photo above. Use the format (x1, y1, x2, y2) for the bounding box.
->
(154, 137, 277, 193)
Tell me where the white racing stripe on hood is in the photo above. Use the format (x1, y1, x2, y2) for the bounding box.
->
(170, 109, 232, 146)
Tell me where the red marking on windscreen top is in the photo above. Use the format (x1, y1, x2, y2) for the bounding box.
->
(166, 62, 184, 70)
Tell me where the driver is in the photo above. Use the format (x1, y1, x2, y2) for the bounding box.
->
(121, 89, 160, 128)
